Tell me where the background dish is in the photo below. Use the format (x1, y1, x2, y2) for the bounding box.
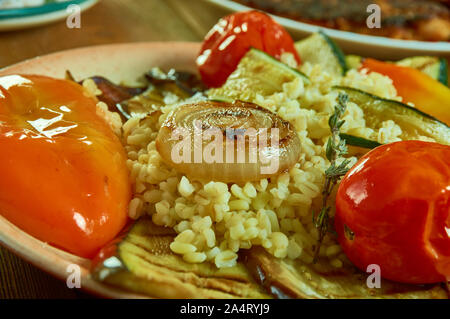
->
(206, 0, 450, 59)
(0, 41, 199, 298)
(0, 0, 98, 31)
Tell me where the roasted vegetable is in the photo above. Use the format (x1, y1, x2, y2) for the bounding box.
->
(197, 10, 301, 88)
(333, 86, 450, 145)
(347, 55, 448, 87)
(67, 74, 145, 121)
(92, 218, 269, 298)
(336, 141, 450, 284)
(208, 48, 309, 102)
(395, 56, 448, 86)
(361, 58, 450, 125)
(121, 68, 205, 119)
(155, 100, 301, 183)
(75, 69, 204, 120)
(345, 55, 363, 70)
(0, 75, 131, 258)
(145, 68, 206, 96)
(295, 31, 347, 76)
(92, 218, 449, 299)
(243, 247, 449, 299)
(87, 76, 144, 111)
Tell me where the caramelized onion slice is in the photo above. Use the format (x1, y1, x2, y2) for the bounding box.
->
(156, 100, 301, 183)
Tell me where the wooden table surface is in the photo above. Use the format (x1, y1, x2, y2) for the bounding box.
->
(0, 0, 229, 299)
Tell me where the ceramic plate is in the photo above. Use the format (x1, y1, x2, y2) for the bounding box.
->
(206, 0, 450, 59)
(0, 0, 99, 31)
(0, 42, 200, 298)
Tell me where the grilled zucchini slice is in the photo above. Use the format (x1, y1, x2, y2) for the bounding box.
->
(333, 86, 450, 145)
(395, 56, 448, 86)
(208, 48, 309, 102)
(347, 55, 448, 86)
(295, 31, 347, 76)
(345, 55, 363, 70)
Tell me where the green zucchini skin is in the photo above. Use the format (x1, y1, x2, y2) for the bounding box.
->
(340, 133, 382, 149)
(295, 32, 347, 76)
(345, 55, 362, 70)
(335, 86, 448, 126)
(251, 48, 310, 82)
(208, 48, 309, 102)
(395, 56, 448, 86)
(347, 55, 449, 87)
(438, 58, 448, 86)
(333, 86, 450, 145)
(318, 30, 348, 75)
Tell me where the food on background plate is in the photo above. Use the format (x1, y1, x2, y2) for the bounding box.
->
(0, 10, 449, 298)
(234, 0, 450, 42)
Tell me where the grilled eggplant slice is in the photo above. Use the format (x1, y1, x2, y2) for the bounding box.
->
(244, 247, 449, 299)
(145, 68, 206, 95)
(92, 220, 448, 299)
(92, 219, 270, 299)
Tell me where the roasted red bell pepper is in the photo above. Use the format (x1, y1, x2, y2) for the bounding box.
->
(361, 58, 450, 126)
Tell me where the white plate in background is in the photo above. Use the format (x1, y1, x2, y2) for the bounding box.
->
(0, 0, 99, 31)
(206, 0, 450, 59)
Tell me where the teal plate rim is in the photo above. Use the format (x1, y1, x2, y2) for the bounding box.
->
(0, 0, 89, 20)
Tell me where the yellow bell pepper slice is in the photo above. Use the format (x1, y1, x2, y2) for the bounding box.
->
(362, 58, 450, 126)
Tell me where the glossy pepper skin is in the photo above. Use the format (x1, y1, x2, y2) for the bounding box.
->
(361, 58, 450, 126)
(0, 74, 131, 258)
(335, 141, 450, 284)
(197, 10, 301, 88)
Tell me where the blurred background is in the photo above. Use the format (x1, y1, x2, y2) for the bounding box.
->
(0, 0, 229, 69)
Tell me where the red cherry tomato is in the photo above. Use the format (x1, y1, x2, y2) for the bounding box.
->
(196, 10, 301, 88)
(335, 141, 450, 284)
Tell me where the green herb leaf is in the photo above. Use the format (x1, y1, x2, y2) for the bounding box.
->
(312, 92, 352, 263)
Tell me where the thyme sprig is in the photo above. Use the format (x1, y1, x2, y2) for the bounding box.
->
(312, 93, 351, 263)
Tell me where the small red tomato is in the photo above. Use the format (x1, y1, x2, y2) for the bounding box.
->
(197, 10, 301, 88)
(335, 141, 450, 284)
